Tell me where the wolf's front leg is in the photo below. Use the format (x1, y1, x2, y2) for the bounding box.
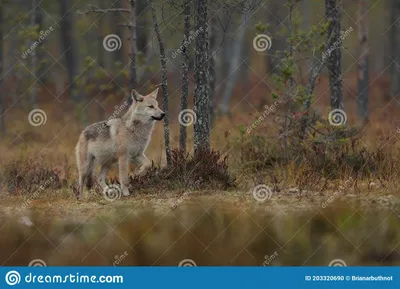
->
(134, 154, 152, 177)
(118, 154, 130, 196)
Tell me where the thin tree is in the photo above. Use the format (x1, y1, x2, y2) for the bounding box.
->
(218, 13, 246, 115)
(208, 12, 217, 125)
(29, 0, 38, 108)
(0, 1, 4, 136)
(194, 0, 210, 153)
(390, 0, 400, 101)
(60, 0, 78, 102)
(179, 0, 191, 153)
(325, 0, 344, 111)
(128, 0, 137, 97)
(267, 0, 286, 74)
(148, 0, 171, 165)
(357, 0, 369, 123)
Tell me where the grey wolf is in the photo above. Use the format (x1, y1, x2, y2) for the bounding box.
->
(75, 88, 165, 200)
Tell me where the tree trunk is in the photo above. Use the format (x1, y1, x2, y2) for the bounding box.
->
(136, 0, 148, 55)
(267, 0, 286, 74)
(129, 0, 137, 102)
(97, 11, 105, 120)
(0, 2, 4, 136)
(179, 0, 191, 153)
(325, 0, 344, 111)
(194, 0, 210, 153)
(209, 13, 217, 126)
(217, 12, 231, 96)
(219, 14, 247, 114)
(111, 0, 124, 65)
(390, 0, 400, 101)
(357, 0, 369, 123)
(34, 0, 45, 82)
(30, 0, 38, 108)
(60, 0, 78, 102)
(148, 0, 171, 165)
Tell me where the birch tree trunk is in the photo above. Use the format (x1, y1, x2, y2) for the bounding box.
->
(194, 0, 210, 153)
(148, 0, 171, 165)
(325, 0, 344, 111)
(179, 0, 191, 152)
(357, 0, 369, 123)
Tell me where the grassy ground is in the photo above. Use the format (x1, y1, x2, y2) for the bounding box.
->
(1, 73, 400, 265)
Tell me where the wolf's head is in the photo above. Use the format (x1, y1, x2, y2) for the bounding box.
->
(127, 88, 166, 123)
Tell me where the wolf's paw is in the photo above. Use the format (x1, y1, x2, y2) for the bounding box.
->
(122, 189, 130, 197)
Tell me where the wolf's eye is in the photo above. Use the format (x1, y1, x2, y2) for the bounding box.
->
(148, 105, 154, 109)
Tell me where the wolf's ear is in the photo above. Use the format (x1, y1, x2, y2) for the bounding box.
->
(130, 89, 144, 102)
(148, 88, 159, 99)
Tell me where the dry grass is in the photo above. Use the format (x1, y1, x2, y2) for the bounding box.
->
(0, 73, 400, 265)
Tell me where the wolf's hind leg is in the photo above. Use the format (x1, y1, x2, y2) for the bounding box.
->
(118, 154, 130, 196)
(98, 163, 112, 189)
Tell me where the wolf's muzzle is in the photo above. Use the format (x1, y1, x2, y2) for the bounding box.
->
(152, 113, 166, 121)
